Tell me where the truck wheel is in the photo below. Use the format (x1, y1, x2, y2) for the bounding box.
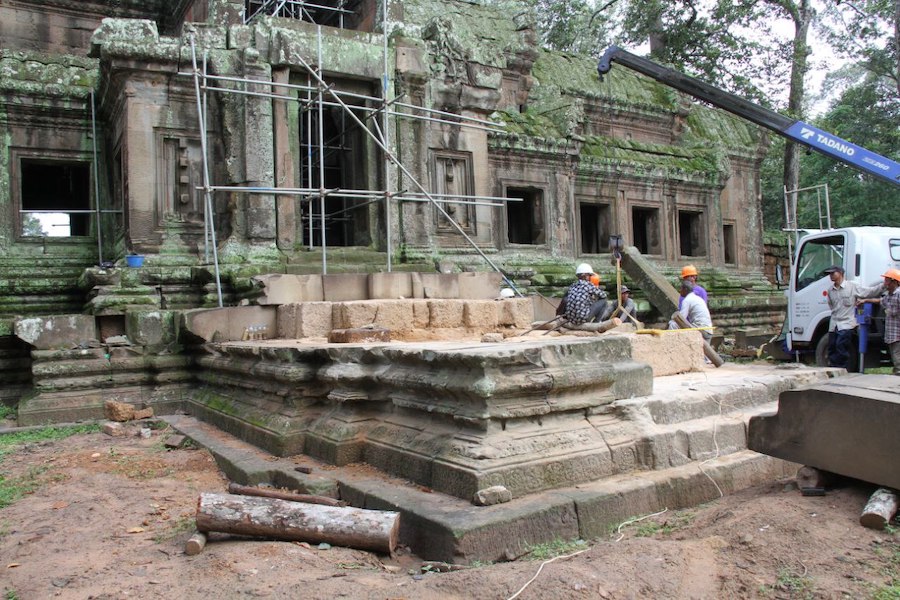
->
(815, 335, 829, 366)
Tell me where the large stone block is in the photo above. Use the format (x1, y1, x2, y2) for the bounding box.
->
(420, 273, 459, 299)
(125, 310, 179, 349)
(458, 272, 503, 299)
(749, 373, 900, 490)
(498, 298, 534, 328)
(323, 273, 369, 301)
(428, 299, 465, 328)
(411, 300, 430, 328)
(334, 301, 378, 329)
(14, 315, 97, 350)
(368, 273, 413, 300)
(628, 330, 704, 376)
(463, 300, 499, 328)
(278, 302, 333, 338)
(181, 306, 276, 343)
(253, 274, 324, 304)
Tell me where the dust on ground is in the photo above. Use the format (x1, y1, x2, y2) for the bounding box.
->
(2, 425, 898, 600)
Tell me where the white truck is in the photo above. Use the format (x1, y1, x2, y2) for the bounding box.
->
(786, 227, 900, 367)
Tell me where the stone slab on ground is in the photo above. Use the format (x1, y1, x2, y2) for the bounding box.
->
(748, 373, 900, 490)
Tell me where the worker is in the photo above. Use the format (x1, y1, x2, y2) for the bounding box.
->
(678, 265, 708, 309)
(600, 285, 637, 321)
(822, 265, 883, 370)
(557, 263, 608, 326)
(856, 268, 900, 375)
(669, 280, 713, 340)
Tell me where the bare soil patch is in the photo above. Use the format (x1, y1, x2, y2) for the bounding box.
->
(2, 425, 898, 599)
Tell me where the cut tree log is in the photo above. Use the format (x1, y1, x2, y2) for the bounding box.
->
(195, 492, 399, 554)
(227, 482, 346, 507)
(671, 313, 724, 367)
(860, 488, 899, 530)
(185, 531, 207, 556)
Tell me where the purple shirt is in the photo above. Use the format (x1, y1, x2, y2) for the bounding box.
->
(678, 284, 708, 309)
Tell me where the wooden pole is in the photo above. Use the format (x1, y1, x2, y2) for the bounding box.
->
(227, 482, 346, 507)
(196, 492, 400, 554)
(860, 488, 899, 530)
(185, 531, 207, 555)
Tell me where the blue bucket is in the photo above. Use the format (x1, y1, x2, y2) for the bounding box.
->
(125, 255, 145, 268)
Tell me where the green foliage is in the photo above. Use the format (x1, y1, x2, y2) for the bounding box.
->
(0, 466, 52, 509)
(5, 589, 19, 600)
(768, 567, 815, 598)
(524, 538, 589, 560)
(0, 405, 15, 421)
(153, 515, 196, 543)
(633, 511, 696, 537)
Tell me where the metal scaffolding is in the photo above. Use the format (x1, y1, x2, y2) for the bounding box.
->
(185, 2, 521, 305)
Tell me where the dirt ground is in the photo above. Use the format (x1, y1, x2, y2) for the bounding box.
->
(2, 424, 898, 600)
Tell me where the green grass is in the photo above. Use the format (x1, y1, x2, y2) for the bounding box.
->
(0, 405, 15, 421)
(865, 367, 894, 375)
(5, 589, 19, 600)
(524, 538, 589, 560)
(153, 515, 196, 543)
(0, 423, 100, 508)
(634, 511, 696, 538)
(760, 567, 815, 599)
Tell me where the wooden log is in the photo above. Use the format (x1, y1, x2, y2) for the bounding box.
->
(227, 482, 346, 507)
(796, 465, 834, 490)
(185, 531, 207, 556)
(671, 313, 724, 367)
(196, 492, 399, 554)
(860, 488, 899, 530)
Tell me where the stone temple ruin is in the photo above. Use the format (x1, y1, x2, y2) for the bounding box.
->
(0, 0, 813, 561)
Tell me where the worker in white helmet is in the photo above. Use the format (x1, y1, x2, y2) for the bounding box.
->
(556, 263, 608, 325)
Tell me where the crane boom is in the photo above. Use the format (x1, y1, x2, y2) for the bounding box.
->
(597, 46, 900, 188)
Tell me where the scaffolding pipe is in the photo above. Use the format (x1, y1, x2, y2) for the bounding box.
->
(202, 51, 211, 265)
(381, 0, 392, 271)
(90, 90, 104, 265)
(190, 34, 223, 307)
(317, 26, 327, 274)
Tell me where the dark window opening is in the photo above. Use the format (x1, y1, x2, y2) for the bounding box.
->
(300, 103, 371, 247)
(723, 224, 736, 264)
(631, 207, 661, 255)
(678, 210, 705, 257)
(506, 187, 544, 245)
(580, 203, 611, 254)
(20, 160, 91, 237)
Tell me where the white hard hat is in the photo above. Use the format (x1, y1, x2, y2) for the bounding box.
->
(499, 288, 515, 298)
(575, 263, 593, 275)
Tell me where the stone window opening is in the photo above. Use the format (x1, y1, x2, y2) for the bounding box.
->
(18, 158, 92, 238)
(579, 202, 611, 254)
(723, 222, 736, 265)
(678, 210, 706, 257)
(631, 206, 661, 255)
(505, 187, 544, 245)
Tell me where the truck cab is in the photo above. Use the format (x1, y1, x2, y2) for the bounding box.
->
(787, 227, 900, 365)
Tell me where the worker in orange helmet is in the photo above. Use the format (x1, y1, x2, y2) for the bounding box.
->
(678, 264, 708, 310)
(856, 267, 900, 375)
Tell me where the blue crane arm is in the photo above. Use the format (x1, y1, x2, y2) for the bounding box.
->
(597, 46, 900, 188)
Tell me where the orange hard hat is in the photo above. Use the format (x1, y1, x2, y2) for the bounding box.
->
(589, 273, 601, 287)
(883, 268, 900, 283)
(681, 265, 698, 278)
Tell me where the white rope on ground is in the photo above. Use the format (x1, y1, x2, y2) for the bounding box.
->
(614, 507, 669, 542)
(506, 547, 591, 600)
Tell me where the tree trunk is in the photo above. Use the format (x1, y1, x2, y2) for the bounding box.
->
(860, 488, 899, 530)
(195, 492, 400, 554)
(227, 482, 346, 507)
(185, 531, 207, 556)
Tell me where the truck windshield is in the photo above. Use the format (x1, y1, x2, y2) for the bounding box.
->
(891, 239, 900, 261)
(795, 235, 845, 291)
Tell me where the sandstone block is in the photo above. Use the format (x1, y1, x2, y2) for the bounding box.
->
(458, 272, 503, 299)
(629, 330, 704, 376)
(280, 302, 334, 338)
(328, 328, 391, 344)
(473, 485, 512, 506)
(165, 435, 187, 449)
(481, 333, 504, 343)
(420, 273, 459, 299)
(368, 273, 413, 299)
(323, 274, 369, 301)
(428, 300, 465, 328)
(105, 400, 135, 422)
(182, 306, 276, 343)
(102, 422, 127, 437)
(14, 315, 97, 350)
(368, 300, 416, 331)
(411, 300, 430, 328)
(133, 407, 154, 420)
(335, 302, 378, 329)
(498, 298, 534, 328)
(464, 300, 499, 328)
(253, 274, 324, 304)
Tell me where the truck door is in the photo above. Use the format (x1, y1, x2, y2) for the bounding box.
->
(788, 233, 846, 349)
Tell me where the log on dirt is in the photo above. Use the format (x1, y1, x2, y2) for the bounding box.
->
(227, 482, 346, 507)
(195, 492, 400, 554)
(185, 531, 207, 555)
(860, 488, 899, 530)
(796, 466, 834, 492)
